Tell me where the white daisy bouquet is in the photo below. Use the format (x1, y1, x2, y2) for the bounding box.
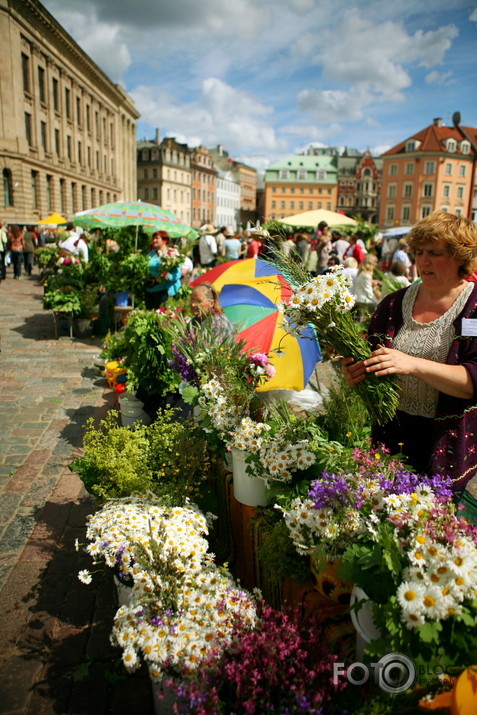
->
(264, 243, 399, 425)
(111, 563, 257, 681)
(280, 268, 400, 425)
(279, 453, 477, 667)
(77, 493, 210, 587)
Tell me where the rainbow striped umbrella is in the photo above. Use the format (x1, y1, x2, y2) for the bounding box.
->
(73, 201, 198, 239)
(191, 258, 321, 392)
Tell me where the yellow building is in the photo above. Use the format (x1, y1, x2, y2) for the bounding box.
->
(379, 116, 477, 228)
(0, 0, 139, 224)
(264, 155, 338, 221)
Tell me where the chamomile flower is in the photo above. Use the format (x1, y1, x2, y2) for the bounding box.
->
(78, 569, 92, 585)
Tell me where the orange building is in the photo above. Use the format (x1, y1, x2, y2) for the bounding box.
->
(379, 115, 477, 228)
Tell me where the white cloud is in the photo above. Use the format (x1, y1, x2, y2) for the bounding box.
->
(298, 88, 371, 122)
(470, 9, 477, 22)
(371, 144, 392, 156)
(425, 70, 455, 85)
(131, 78, 287, 153)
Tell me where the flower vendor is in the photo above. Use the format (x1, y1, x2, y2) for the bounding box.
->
(343, 211, 477, 502)
(145, 231, 182, 309)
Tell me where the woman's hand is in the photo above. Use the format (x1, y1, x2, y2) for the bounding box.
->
(342, 357, 367, 386)
(363, 345, 416, 377)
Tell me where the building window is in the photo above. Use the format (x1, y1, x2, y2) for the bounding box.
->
(144, 188, 149, 200)
(388, 183, 396, 199)
(60, 178, 66, 213)
(403, 183, 413, 198)
(279, 169, 289, 179)
(31, 170, 39, 208)
(445, 162, 453, 175)
(327, 202, 331, 210)
(459, 165, 467, 177)
(153, 187, 158, 200)
(90, 187, 95, 207)
(290, 201, 295, 209)
(25, 112, 32, 146)
(52, 78, 59, 111)
(457, 186, 465, 200)
(152, 168, 157, 178)
(318, 201, 322, 209)
(87, 146, 91, 167)
(95, 111, 99, 139)
(402, 206, 411, 222)
(443, 184, 451, 198)
(389, 164, 398, 176)
(67, 136, 72, 160)
(422, 206, 432, 218)
(144, 168, 148, 179)
(86, 104, 91, 132)
(271, 200, 276, 208)
(46, 174, 53, 209)
(78, 141, 82, 165)
(38, 66, 46, 103)
(81, 185, 86, 210)
(455, 207, 462, 217)
(54, 128, 60, 155)
(405, 162, 414, 175)
(461, 141, 470, 155)
(3, 169, 13, 206)
(71, 182, 77, 213)
(386, 205, 395, 222)
(272, 186, 277, 192)
(308, 201, 313, 209)
(280, 200, 285, 209)
(423, 183, 433, 198)
(65, 88, 71, 119)
(76, 97, 82, 126)
(96, 150, 99, 170)
(299, 201, 304, 209)
(22, 53, 30, 93)
(297, 169, 307, 180)
(316, 170, 326, 181)
(447, 139, 456, 152)
(40, 121, 47, 152)
(290, 186, 295, 193)
(425, 161, 435, 174)
(406, 141, 416, 152)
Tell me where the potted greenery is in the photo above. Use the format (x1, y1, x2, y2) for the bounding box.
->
(108, 252, 150, 304)
(74, 284, 99, 338)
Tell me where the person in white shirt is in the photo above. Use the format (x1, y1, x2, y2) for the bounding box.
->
(199, 224, 218, 268)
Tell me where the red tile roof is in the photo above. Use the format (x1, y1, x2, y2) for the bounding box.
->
(383, 122, 477, 157)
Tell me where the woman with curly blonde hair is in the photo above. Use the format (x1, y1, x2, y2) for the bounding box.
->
(344, 211, 477, 513)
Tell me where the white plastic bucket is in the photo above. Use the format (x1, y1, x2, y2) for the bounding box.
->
(350, 585, 381, 660)
(231, 448, 268, 507)
(119, 392, 150, 427)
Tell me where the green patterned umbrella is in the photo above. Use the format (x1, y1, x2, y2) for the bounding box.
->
(73, 201, 198, 239)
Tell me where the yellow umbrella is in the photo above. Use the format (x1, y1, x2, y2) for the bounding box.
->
(38, 212, 68, 226)
(279, 208, 357, 228)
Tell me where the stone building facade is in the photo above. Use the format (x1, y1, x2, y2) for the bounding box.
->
(337, 150, 382, 224)
(137, 135, 192, 225)
(0, 0, 139, 225)
(209, 146, 257, 226)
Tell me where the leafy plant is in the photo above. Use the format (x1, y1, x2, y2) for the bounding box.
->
(120, 310, 180, 395)
(77, 284, 99, 319)
(109, 252, 150, 295)
(257, 514, 312, 585)
(315, 372, 372, 447)
(100, 330, 128, 361)
(43, 287, 82, 313)
(70, 408, 211, 503)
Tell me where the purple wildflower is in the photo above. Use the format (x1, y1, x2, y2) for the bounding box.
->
(308, 471, 352, 509)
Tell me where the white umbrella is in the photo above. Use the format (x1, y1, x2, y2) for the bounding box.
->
(278, 209, 358, 228)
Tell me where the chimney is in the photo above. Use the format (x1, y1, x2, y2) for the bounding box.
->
(433, 118, 443, 127)
(154, 128, 160, 144)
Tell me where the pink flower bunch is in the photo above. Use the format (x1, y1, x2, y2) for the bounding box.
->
(246, 353, 276, 385)
(173, 603, 347, 714)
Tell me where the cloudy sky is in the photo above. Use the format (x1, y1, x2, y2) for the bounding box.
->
(42, 0, 477, 171)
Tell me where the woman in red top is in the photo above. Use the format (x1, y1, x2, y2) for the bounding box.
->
(343, 234, 366, 265)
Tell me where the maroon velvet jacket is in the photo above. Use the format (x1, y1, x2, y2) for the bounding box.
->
(368, 284, 477, 490)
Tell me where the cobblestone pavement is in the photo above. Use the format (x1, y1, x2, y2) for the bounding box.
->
(0, 269, 153, 714)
